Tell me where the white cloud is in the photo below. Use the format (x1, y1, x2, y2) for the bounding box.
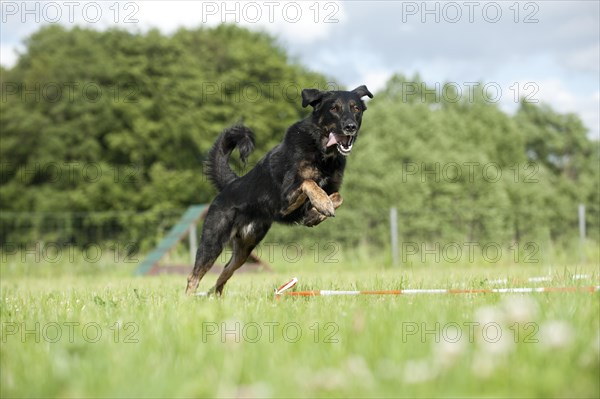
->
(350, 68, 393, 94)
(135, 1, 209, 32)
(533, 79, 599, 140)
(0, 1, 597, 140)
(0, 1, 345, 68)
(563, 44, 600, 74)
(495, 77, 599, 139)
(0, 44, 20, 68)
(134, 1, 344, 44)
(556, 14, 599, 40)
(259, 2, 346, 45)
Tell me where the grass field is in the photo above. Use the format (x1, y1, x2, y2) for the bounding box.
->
(1, 251, 599, 398)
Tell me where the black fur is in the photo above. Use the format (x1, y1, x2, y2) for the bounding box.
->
(186, 86, 373, 295)
(205, 125, 256, 191)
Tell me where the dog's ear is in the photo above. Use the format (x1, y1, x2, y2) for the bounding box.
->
(301, 88, 325, 108)
(352, 85, 373, 99)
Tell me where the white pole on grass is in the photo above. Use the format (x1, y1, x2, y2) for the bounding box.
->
(579, 204, 586, 263)
(390, 207, 398, 267)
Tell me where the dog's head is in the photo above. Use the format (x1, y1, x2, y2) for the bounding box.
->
(302, 85, 373, 157)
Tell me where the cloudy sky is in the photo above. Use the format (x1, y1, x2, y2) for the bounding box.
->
(1, 1, 599, 138)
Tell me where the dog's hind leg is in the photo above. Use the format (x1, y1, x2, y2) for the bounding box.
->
(185, 210, 233, 295)
(208, 222, 270, 296)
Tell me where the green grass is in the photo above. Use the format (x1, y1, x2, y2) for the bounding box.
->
(1, 254, 599, 398)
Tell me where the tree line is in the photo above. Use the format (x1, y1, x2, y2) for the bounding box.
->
(1, 25, 597, 250)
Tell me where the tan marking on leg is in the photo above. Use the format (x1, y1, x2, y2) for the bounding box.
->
(302, 180, 335, 217)
(186, 274, 200, 295)
(302, 193, 343, 227)
(281, 185, 307, 216)
(329, 192, 343, 208)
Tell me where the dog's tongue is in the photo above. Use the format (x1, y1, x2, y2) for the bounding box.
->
(326, 133, 338, 147)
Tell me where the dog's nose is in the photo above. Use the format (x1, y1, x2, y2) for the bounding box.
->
(343, 123, 357, 134)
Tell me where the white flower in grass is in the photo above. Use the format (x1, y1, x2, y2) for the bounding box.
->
(403, 359, 437, 384)
(376, 358, 402, 380)
(539, 320, 574, 349)
(308, 368, 345, 391)
(501, 296, 539, 323)
(434, 337, 466, 368)
(579, 331, 600, 367)
(477, 325, 514, 355)
(220, 319, 244, 346)
(473, 304, 514, 355)
(352, 311, 366, 333)
(471, 353, 499, 379)
(235, 382, 271, 398)
(346, 355, 374, 387)
(475, 305, 505, 326)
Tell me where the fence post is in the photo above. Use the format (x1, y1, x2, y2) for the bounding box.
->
(579, 204, 586, 263)
(390, 207, 398, 266)
(189, 223, 198, 265)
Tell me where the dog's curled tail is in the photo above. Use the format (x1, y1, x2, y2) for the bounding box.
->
(205, 124, 256, 192)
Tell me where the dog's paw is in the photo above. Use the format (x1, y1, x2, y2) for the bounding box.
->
(312, 196, 335, 217)
(302, 208, 327, 227)
(185, 275, 199, 295)
(301, 180, 335, 217)
(207, 286, 224, 296)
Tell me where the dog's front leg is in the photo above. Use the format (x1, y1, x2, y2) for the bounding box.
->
(301, 180, 336, 217)
(282, 180, 335, 217)
(302, 192, 343, 227)
(281, 185, 308, 216)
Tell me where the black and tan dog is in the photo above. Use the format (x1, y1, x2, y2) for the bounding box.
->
(186, 85, 373, 295)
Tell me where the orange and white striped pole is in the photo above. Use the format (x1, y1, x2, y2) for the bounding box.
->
(274, 277, 600, 297)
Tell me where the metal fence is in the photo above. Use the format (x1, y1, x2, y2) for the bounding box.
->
(1, 204, 594, 258)
(0, 210, 184, 251)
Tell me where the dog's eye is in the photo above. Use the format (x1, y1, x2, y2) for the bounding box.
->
(330, 105, 338, 113)
(353, 105, 361, 113)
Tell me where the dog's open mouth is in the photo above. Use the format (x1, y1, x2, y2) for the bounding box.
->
(326, 133, 355, 156)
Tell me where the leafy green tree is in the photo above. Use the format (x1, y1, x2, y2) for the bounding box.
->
(1, 29, 597, 252)
(0, 25, 330, 245)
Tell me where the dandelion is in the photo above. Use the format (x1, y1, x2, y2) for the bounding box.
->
(235, 382, 271, 398)
(434, 338, 466, 368)
(475, 305, 505, 326)
(346, 355, 373, 387)
(477, 325, 514, 355)
(308, 368, 345, 391)
(501, 295, 539, 323)
(376, 358, 402, 380)
(578, 331, 600, 367)
(352, 311, 365, 333)
(403, 359, 437, 384)
(471, 353, 498, 379)
(474, 304, 514, 356)
(539, 320, 574, 349)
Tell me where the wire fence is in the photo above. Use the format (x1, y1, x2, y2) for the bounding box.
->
(0, 210, 184, 251)
(1, 204, 597, 271)
(1, 203, 594, 253)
